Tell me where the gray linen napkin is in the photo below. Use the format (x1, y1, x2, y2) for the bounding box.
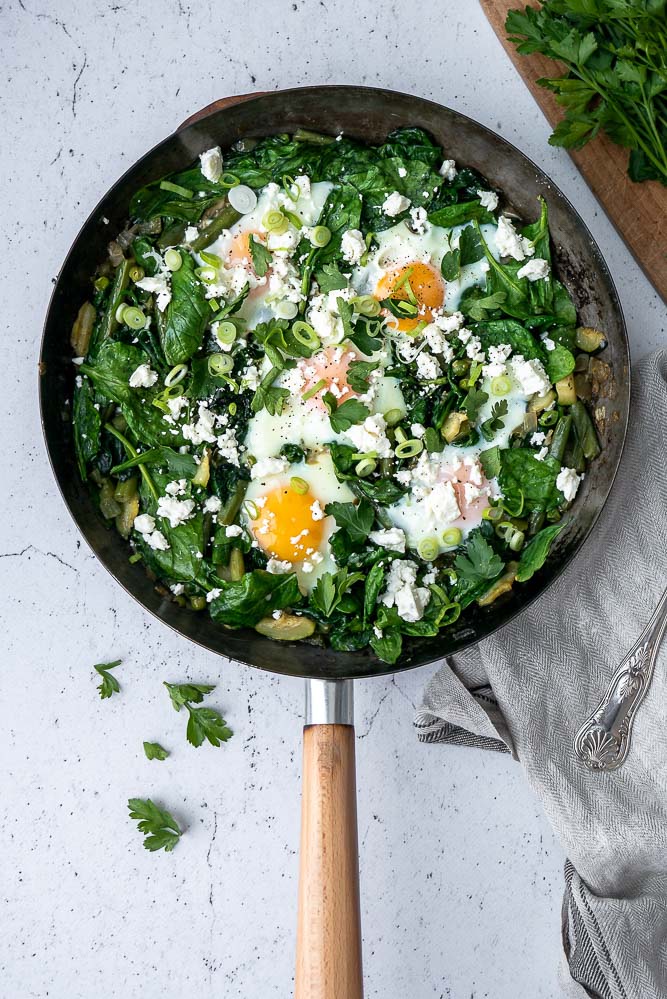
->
(415, 349, 667, 999)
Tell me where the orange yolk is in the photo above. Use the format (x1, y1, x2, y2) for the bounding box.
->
(375, 261, 445, 332)
(252, 488, 325, 563)
(298, 346, 359, 411)
(227, 230, 267, 271)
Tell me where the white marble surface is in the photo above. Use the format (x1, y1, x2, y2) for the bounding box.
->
(2, 1, 663, 997)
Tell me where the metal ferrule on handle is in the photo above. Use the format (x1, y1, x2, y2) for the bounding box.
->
(305, 678, 354, 726)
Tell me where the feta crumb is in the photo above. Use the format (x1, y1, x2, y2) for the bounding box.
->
(129, 363, 158, 389)
(482, 342, 513, 378)
(225, 524, 243, 537)
(341, 229, 366, 265)
(517, 258, 551, 282)
(144, 529, 170, 551)
(382, 191, 411, 217)
(266, 558, 292, 574)
(397, 166, 407, 178)
(184, 226, 199, 243)
(165, 478, 187, 496)
(199, 145, 223, 183)
(380, 559, 431, 623)
(206, 588, 222, 603)
(439, 159, 457, 182)
(477, 189, 499, 212)
(416, 352, 441, 381)
(465, 335, 485, 362)
(433, 310, 465, 335)
(272, 609, 284, 620)
(156, 495, 196, 528)
(72, 356, 85, 366)
(535, 447, 549, 462)
(411, 423, 426, 439)
(542, 337, 556, 352)
(182, 402, 218, 445)
(251, 456, 290, 480)
(495, 216, 535, 262)
(134, 513, 156, 534)
(373, 625, 383, 639)
(134, 273, 171, 312)
(409, 206, 428, 234)
(530, 431, 547, 446)
(170, 583, 185, 596)
(203, 495, 222, 514)
(369, 528, 407, 554)
(216, 426, 240, 467)
(509, 355, 551, 397)
(557, 466, 581, 502)
(310, 500, 325, 522)
(345, 413, 392, 457)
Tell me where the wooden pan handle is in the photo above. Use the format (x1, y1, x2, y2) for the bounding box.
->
(295, 683, 363, 998)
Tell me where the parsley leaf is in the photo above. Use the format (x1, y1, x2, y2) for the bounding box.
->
(480, 399, 508, 442)
(347, 359, 379, 393)
(128, 798, 182, 853)
(315, 262, 348, 293)
(454, 534, 504, 586)
(143, 741, 170, 761)
(458, 224, 485, 266)
(248, 235, 272, 278)
(94, 659, 121, 699)
(479, 446, 501, 480)
(323, 392, 370, 433)
(337, 297, 382, 355)
(325, 499, 375, 545)
(440, 247, 460, 281)
(251, 364, 292, 416)
(311, 569, 364, 618)
(462, 387, 489, 422)
(163, 681, 233, 749)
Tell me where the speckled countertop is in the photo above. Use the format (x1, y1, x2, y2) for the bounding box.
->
(3, 1, 663, 996)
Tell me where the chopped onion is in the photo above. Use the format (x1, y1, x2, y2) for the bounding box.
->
(228, 184, 257, 214)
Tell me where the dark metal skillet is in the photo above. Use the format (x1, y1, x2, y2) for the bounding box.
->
(39, 86, 630, 999)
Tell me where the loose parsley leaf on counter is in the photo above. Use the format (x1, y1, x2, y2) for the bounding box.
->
(128, 798, 182, 852)
(143, 741, 170, 761)
(94, 659, 122, 699)
(163, 681, 233, 748)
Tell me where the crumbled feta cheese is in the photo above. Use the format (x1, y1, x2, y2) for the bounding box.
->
(345, 413, 392, 457)
(204, 496, 223, 514)
(267, 227, 300, 253)
(477, 189, 499, 212)
(225, 524, 243, 537)
(382, 191, 410, 217)
(495, 216, 535, 262)
(395, 469, 412, 485)
(432, 310, 465, 335)
(72, 356, 85, 366)
(464, 482, 482, 505)
(251, 456, 290, 480)
(182, 402, 218, 445)
(310, 500, 325, 522)
(409, 206, 428, 234)
(206, 588, 222, 603)
(341, 229, 366, 265)
(557, 466, 581, 502)
(369, 528, 407, 553)
(397, 166, 407, 178)
(266, 558, 292, 574)
(509, 355, 551, 396)
(135, 273, 171, 312)
(416, 352, 441, 381)
(184, 226, 199, 243)
(517, 258, 551, 282)
(439, 159, 457, 182)
(166, 395, 187, 421)
(170, 583, 185, 596)
(144, 529, 170, 551)
(134, 513, 156, 534)
(465, 335, 485, 362)
(165, 479, 187, 496)
(380, 559, 431, 623)
(272, 609, 283, 620)
(216, 426, 240, 467)
(199, 145, 223, 183)
(411, 423, 426, 439)
(482, 343, 513, 378)
(542, 336, 556, 352)
(156, 495, 196, 528)
(535, 446, 548, 461)
(373, 625, 383, 639)
(129, 363, 158, 389)
(530, 431, 547, 446)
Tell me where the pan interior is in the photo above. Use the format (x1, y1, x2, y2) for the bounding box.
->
(39, 86, 630, 680)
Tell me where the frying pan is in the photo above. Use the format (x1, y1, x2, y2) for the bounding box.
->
(40, 86, 630, 997)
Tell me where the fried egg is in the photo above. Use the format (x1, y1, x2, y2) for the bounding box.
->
(242, 452, 354, 592)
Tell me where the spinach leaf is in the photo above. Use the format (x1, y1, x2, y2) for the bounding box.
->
(363, 561, 386, 624)
(459, 289, 507, 321)
(280, 443, 306, 463)
(138, 513, 206, 584)
(545, 343, 575, 383)
(499, 448, 561, 511)
(73, 378, 102, 479)
(428, 201, 494, 228)
(516, 523, 564, 583)
(208, 570, 302, 627)
(325, 499, 375, 545)
(370, 627, 402, 664)
(354, 478, 406, 505)
(474, 319, 546, 362)
(110, 445, 198, 479)
(161, 253, 209, 365)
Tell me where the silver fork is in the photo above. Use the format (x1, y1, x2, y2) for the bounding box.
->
(574, 586, 667, 772)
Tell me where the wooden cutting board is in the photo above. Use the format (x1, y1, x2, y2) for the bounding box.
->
(480, 0, 666, 302)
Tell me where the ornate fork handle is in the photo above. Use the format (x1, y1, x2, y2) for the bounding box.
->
(574, 585, 667, 772)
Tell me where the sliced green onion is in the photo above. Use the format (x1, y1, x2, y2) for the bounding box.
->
(282, 174, 299, 201)
(195, 265, 217, 283)
(408, 320, 428, 338)
(290, 476, 309, 495)
(228, 184, 257, 214)
(200, 250, 222, 267)
(208, 353, 234, 376)
(417, 538, 439, 561)
(355, 458, 377, 477)
(302, 378, 327, 401)
(215, 321, 237, 346)
(394, 426, 407, 445)
(129, 266, 145, 283)
(262, 210, 288, 234)
(123, 306, 145, 329)
(164, 248, 182, 272)
(392, 266, 414, 294)
(115, 303, 128, 324)
(292, 321, 320, 350)
(228, 402, 237, 416)
(310, 225, 331, 247)
(164, 364, 188, 387)
(159, 180, 194, 199)
(491, 374, 511, 396)
(351, 295, 381, 317)
(383, 408, 403, 426)
(482, 505, 503, 522)
(163, 384, 184, 399)
(508, 529, 525, 552)
(442, 527, 463, 547)
(209, 298, 220, 312)
(275, 300, 299, 320)
(395, 438, 423, 459)
(539, 409, 559, 427)
(282, 208, 303, 230)
(129, 552, 143, 564)
(94, 275, 110, 292)
(243, 499, 259, 520)
(219, 172, 240, 188)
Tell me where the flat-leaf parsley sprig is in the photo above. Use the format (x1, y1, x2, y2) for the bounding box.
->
(93, 659, 122, 699)
(128, 798, 182, 852)
(164, 682, 233, 748)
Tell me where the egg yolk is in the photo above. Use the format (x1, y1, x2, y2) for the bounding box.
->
(298, 346, 359, 411)
(252, 487, 325, 562)
(376, 261, 444, 332)
(227, 230, 266, 269)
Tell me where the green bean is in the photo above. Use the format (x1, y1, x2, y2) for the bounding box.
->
(528, 510, 545, 536)
(104, 422, 158, 503)
(219, 479, 248, 526)
(157, 222, 186, 250)
(549, 414, 572, 464)
(229, 548, 245, 581)
(191, 206, 242, 252)
(100, 258, 131, 341)
(571, 400, 601, 460)
(293, 128, 335, 145)
(113, 477, 138, 503)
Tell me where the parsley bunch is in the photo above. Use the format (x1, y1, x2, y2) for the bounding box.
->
(507, 0, 667, 185)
